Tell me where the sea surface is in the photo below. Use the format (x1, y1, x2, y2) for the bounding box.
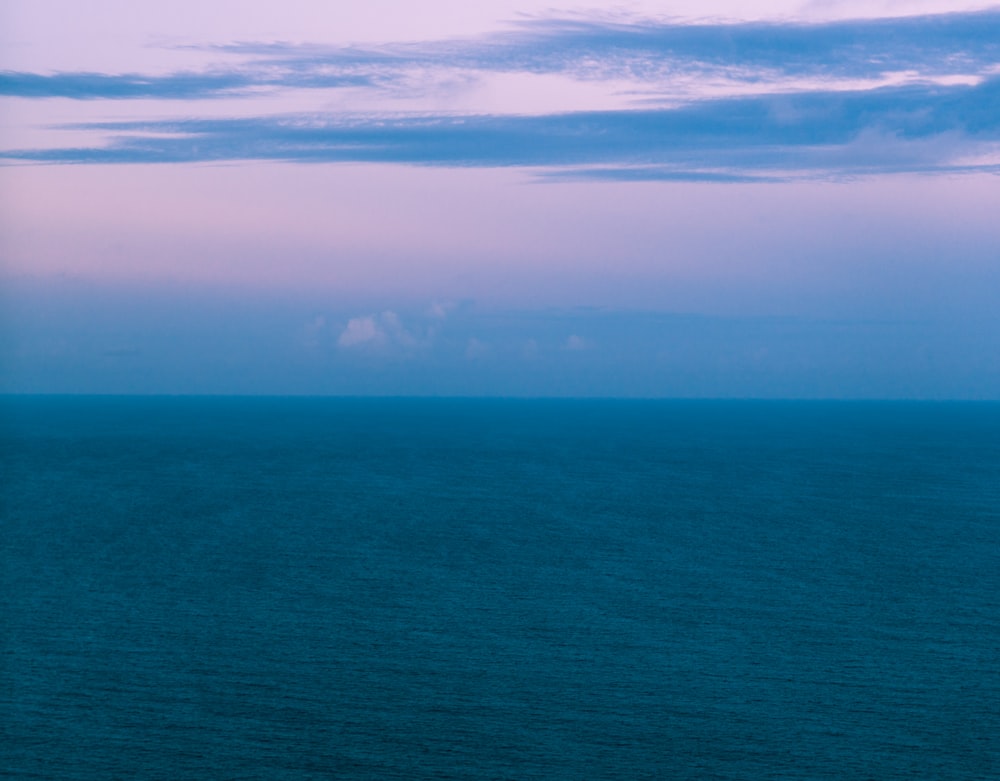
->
(2, 397, 999, 780)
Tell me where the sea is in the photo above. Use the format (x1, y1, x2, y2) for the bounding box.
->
(2, 397, 999, 780)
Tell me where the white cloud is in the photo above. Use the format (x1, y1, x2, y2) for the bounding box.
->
(338, 315, 385, 348)
(427, 300, 456, 320)
(565, 334, 591, 351)
(380, 309, 420, 347)
(337, 309, 428, 350)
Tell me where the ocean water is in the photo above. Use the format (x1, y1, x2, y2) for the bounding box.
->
(2, 397, 999, 780)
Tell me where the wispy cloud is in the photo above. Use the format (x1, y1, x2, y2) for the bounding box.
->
(6, 76, 998, 178)
(5, 9, 998, 101)
(210, 8, 1000, 90)
(487, 10, 1000, 82)
(0, 69, 374, 100)
(3, 9, 999, 179)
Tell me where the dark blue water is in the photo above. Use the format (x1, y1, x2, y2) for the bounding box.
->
(2, 398, 999, 779)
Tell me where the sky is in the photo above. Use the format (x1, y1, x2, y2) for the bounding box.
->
(1, 0, 998, 397)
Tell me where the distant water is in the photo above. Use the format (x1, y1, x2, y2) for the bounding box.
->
(2, 397, 999, 780)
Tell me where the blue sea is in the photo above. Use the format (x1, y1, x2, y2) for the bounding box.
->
(2, 397, 999, 779)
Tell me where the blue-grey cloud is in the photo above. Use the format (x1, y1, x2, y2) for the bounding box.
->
(238, 8, 1000, 83)
(0, 70, 251, 99)
(6, 77, 998, 178)
(4, 9, 999, 178)
(3, 10, 999, 100)
(0, 68, 374, 100)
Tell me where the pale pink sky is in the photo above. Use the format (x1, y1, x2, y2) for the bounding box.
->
(1, 1, 998, 395)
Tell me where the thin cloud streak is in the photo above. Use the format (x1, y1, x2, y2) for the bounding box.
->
(3, 9, 999, 179)
(0, 69, 375, 100)
(217, 9, 1000, 83)
(5, 77, 999, 179)
(2, 9, 999, 101)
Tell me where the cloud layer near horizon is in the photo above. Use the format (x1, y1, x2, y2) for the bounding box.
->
(3, 9, 1000, 179)
(5, 277, 997, 398)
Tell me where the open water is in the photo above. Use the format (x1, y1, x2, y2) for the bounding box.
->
(2, 397, 999, 779)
